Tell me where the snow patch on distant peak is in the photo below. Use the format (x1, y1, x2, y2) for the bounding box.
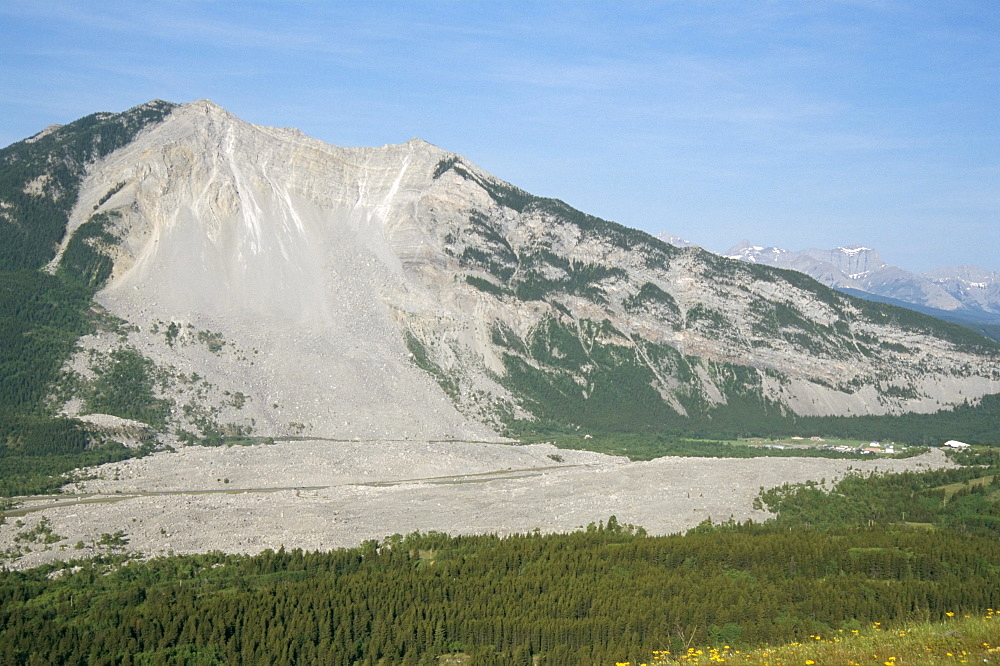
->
(837, 245, 872, 256)
(723, 243, 787, 262)
(656, 232, 694, 248)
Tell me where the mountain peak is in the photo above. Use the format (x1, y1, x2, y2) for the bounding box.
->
(799, 246, 884, 276)
(655, 231, 695, 248)
(835, 245, 873, 255)
(723, 241, 787, 262)
(181, 98, 241, 123)
(188, 98, 225, 111)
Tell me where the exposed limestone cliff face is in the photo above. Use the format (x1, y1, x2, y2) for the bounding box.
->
(55, 100, 498, 440)
(52, 100, 1000, 439)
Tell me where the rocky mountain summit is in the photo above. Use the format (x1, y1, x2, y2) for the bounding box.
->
(723, 241, 1000, 316)
(7, 100, 1000, 442)
(924, 265, 1000, 315)
(655, 231, 694, 248)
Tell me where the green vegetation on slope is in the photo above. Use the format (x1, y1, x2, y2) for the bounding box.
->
(57, 211, 122, 289)
(0, 271, 92, 417)
(0, 102, 176, 495)
(494, 315, 794, 437)
(626, 612, 999, 665)
(436, 165, 1000, 444)
(510, 394, 1000, 459)
(794, 393, 1000, 446)
(84, 347, 173, 429)
(0, 101, 176, 271)
(0, 271, 144, 495)
(496, 311, 1000, 446)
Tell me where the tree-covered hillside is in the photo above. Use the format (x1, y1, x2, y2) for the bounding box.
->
(0, 102, 176, 494)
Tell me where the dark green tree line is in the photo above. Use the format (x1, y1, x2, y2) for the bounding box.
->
(1, 522, 998, 664)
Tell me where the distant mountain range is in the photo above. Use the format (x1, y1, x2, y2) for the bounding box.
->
(656, 233, 1000, 341)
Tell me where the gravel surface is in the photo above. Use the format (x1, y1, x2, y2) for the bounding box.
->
(0, 441, 954, 570)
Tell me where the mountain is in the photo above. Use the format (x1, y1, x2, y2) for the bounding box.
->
(724, 242, 965, 309)
(724, 242, 1000, 315)
(723, 242, 1000, 339)
(655, 231, 694, 248)
(4, 100, 1000, 447)
(924, 265, 1000, 315)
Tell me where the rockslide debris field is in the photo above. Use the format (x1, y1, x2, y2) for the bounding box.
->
(0, 441, 953, 570)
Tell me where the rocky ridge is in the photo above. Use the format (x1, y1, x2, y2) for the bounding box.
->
(42, 100, 1000, 441)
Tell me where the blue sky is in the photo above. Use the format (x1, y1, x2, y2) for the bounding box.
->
(2, 1, 997, 273)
